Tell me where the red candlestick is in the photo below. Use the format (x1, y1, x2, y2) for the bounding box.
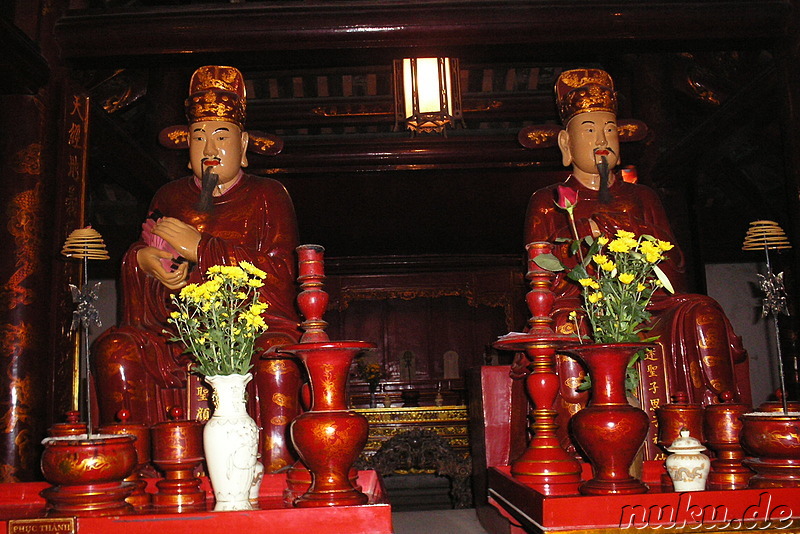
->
(494, 242, 581, 495)
(296, 244, 330, 343)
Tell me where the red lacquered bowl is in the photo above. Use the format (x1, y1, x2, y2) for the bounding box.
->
(740, 413, 800, 459)
(41, 433, 137, 486)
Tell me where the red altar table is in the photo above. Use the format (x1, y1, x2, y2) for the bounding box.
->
(469, 366, 800, 534)
(487, 463, 800, 534)
(0, 470, 392, 534)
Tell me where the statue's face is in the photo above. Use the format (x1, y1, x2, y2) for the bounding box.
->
(560, 111, 620, 176)
(188, 120, 248, 184)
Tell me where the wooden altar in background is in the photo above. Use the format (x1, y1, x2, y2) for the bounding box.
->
(355, 405, 470, 464)
(355, 405, 473, 510)
(323, 254, 528, 408)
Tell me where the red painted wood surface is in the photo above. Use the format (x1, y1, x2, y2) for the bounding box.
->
(488, 465, 800, 531)
(0, 471, 392, 534)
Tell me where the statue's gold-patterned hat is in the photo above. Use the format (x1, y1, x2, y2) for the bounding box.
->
(555, 68, 618, 124)
(185, 65, 246, 128)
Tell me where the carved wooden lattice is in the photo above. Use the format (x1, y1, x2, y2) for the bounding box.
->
(358, 429, 472, 508)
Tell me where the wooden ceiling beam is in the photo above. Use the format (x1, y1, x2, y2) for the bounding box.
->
(1, 18, 49, 95)
(55, 1, 790, 65)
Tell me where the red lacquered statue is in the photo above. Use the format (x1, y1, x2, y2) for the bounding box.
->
(92, 65, 302, 472)
(522, 69, 751, 458)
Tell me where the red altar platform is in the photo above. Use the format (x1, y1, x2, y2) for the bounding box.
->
(487, 463, 800, 533)
(469, 366, 800, 534)
(0, 470, 392, 534)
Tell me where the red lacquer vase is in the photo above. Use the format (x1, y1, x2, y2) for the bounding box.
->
(282, 341, 373, 507)
(562, 343, 650, 495)
(279, 244, 375, 507)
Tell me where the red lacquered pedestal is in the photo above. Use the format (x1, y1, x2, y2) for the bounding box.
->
(487, 462, 800, 533)
(0, 471, 391, 534)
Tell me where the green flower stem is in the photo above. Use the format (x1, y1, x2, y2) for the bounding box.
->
(566, 210, 585, 264)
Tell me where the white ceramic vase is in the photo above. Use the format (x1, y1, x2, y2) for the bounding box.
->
(204, 373, 261, 511)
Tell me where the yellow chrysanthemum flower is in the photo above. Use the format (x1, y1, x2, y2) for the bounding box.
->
(637, 283, 647, 292)
(616, 230, 635, 239)
(657, 240, 674, 251)
(593, 254, 609, 265)
(598, 236, 609, 246)
(639, 240, 659, 255)
(578, 278, 594, 287)
(240, 260, 267, 279)
(250, 302, 269, 315)
(601, 261, 617, 272)
(179, 283, 199, 298)
(619, 273, 635, 284)
(645, 252, 661, 263)
(608, 238, 636, 254)
(169, 262, 274, 375)
(588, 292, 603, 304)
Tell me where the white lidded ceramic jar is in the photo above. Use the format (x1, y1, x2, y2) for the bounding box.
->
(665, 429, 710, 492)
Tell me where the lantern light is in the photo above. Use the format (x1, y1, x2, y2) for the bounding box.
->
(393, 57, 463, 135)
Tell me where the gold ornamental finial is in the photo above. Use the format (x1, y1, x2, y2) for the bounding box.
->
(61, 226, 110, 261)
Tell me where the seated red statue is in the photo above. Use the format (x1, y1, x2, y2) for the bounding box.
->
(523, 69, 751, 454)
(92, 66, 302, 472)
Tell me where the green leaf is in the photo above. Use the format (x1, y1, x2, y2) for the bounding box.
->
(532, 253, 565, 272)
(652, 264, 675, 294)
(584, 238, 601, 261)
(576, 375, 592, 391)
(567, 263, 590, 281)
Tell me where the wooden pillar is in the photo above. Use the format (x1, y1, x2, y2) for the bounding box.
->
(0, 92, 58, 481)
(0, 0, 84, 481)
(774, 2, 800, 400)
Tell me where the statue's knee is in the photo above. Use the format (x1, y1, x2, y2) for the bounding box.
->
(92, 329, 147, 379)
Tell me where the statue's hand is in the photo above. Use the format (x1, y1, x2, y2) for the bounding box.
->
(136, 246, 190, 290)
(153, 217, 201, 263)
(591, 212, 635, 237)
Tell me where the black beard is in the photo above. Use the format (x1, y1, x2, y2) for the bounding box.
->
(196, 165, 219, 212)
(596, 155, 611, 204)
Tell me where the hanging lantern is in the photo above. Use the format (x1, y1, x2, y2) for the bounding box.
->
(393, 57, 463, 135)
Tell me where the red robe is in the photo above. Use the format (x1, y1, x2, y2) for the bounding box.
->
(93, 174, 302, 471)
